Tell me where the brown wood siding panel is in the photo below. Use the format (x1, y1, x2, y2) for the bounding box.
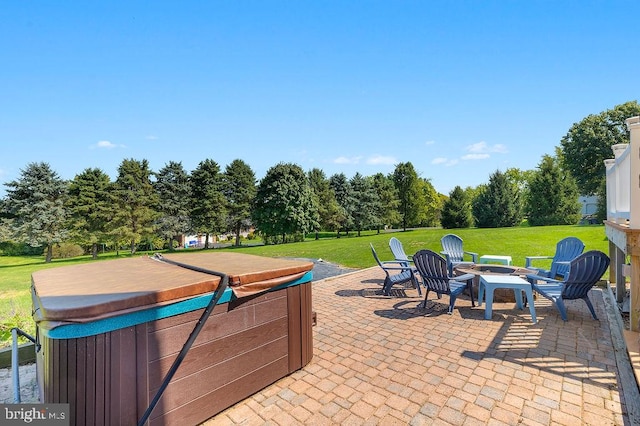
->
(152, 356, 290, 426)
(115, 327, 138, 425)
(109, 329, 121, 420)
(148, 317, 289, 387)
(136, 323, 149, 425)
(147, 292, 287, 361)
(287, 285, 303, 372)
(58, 339, 67, 404)
(94, 333, 106, 426)
(84, 336, 96, 426)
(150, 337, 289, 423)
(103, 332, 111, 426)
(75, 338, 87, 426)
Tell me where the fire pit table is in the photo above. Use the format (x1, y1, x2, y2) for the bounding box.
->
(453, 263, 534, 303)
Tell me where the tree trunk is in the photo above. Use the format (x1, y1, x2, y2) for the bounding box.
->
(45, 244, 53, 263)
(169, 236, 174, 251)
(92, 243, 98, 259)
(130, 240, 136, 255)
(204, 232, 210, 249)
(235, 225, 241, 247)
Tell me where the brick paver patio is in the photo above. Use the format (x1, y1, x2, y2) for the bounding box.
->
(204, 267, 637, 425)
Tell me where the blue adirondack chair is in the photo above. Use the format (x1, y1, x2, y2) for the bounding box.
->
(413, 249, 475, 314)
(525, 237, 585, 280)
(370, 244, 420, 296)
(440, 234, 478, 275)
(526, 250, 609, 321)
(388, 237, 421, 295)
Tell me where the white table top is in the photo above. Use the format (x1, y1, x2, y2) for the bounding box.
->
(480, 275, 529, 285)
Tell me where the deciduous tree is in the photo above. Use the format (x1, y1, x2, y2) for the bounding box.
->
(560, 101, 640, 195)
(253, 163, 318, 243)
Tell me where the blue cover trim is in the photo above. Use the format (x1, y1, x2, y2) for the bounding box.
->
(43, 271, 313, 340)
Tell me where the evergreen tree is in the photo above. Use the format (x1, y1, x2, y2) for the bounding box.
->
(223, 159, 256, 246)
(3, 162, 68, 262)
(526, 155, 581, 226)
(253, 163, 318, 244)
(472, 170, 522, 228)
(349, 173, 380, 236)
(190, 159, 227, 249)
(67, 168, 112, 258)
(155, 161, 191, 250)
(371, 173, 400, 232)
(308, 168, 341, 239)
(110, 158, 159, 254)
(441, 186, 473, 229)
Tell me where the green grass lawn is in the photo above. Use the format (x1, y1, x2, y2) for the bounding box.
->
(0, 224, 608, 348)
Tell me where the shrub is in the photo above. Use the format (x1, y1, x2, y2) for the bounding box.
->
(51, 243, 85, 259)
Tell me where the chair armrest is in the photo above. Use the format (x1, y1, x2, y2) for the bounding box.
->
(452, 273, 475, 282)
(465, 251, 478, 263)
(525, 273, 560, 285)
(525, 256, 552, 268)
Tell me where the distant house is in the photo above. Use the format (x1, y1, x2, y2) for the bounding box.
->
(579, 195, 598, 216)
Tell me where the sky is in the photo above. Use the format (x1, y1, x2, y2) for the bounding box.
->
(1, 1, 639, 198)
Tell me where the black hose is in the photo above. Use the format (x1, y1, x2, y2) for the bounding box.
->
(138, 254, 229, 426)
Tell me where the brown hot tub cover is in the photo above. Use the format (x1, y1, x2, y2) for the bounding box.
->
(31, 252, 313, 327)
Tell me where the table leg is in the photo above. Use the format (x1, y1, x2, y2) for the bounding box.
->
(513, 289, 524, 309)
(477, 281, 485, 307)
(525, 288, 537, 324)
(484, 285, 494, 320)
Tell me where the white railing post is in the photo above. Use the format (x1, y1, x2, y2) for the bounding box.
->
(626, 117, 640, 228)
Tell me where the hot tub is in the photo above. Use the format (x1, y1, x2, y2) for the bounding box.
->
(31, 252, 314, 425)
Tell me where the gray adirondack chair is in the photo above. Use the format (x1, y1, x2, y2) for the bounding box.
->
(440, 234, 478, 275)
(370, 243, 420, 296)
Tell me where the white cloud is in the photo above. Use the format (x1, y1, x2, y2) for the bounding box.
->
(333, 156, 362, 165)
(145, 135, 159, 140)
(425, 140, 435, 146)
(432, 157, 459, 166)
(466, 141, 508, 154)
(91, 140, 125, 149)
(492, 144, 508, 153)
(366, 155, 396, 165)
(462, 153, 490, 160)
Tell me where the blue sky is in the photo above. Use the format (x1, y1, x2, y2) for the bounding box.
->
(1, 1, 639, 197)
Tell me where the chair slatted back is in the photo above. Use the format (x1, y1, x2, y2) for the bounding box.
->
(389, 237, 409, 262)
(441, 234, 464, 263)
(413, 249, 452, 295)
(550, 237, 585, 278)
(562, 250, 609, 300)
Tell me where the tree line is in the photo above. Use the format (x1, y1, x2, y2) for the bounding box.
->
(1, 101, 638, 262)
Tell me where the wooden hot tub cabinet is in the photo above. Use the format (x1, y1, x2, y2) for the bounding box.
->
(32, 253, 314, 426)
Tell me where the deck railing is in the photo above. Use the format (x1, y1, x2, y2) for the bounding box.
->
(605, 116, 640, 228)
